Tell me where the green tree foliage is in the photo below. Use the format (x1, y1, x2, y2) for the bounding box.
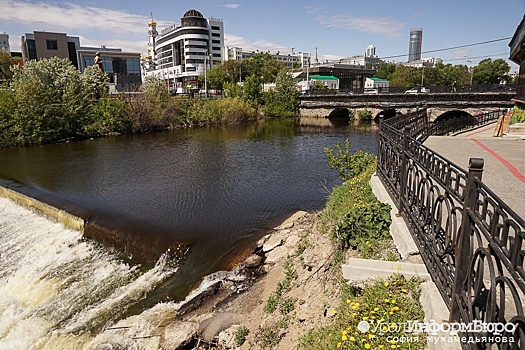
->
(10, 57, 92, 145)
(262, 70, 298, 117)
(0, 51, 13, 82)
(242, 53, 286, 83)
(310, 80, 327, 90)
(472, 58, 510, 84)
(81, 65, 109, 98)
(374, 63, 397, 81)
(386, 60, 511, 88)
(324, 139, 376, 181)
(389, 66, 421, 87)
(203, 60, 242, 90)
(243, 74, 262, 107)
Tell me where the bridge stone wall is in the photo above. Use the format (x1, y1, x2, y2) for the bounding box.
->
(299, 92, 514, 120)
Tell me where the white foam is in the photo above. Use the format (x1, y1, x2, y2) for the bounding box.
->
(0, 197, 179, 349)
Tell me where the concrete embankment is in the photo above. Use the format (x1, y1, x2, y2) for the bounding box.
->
(0, 185, 85, 232)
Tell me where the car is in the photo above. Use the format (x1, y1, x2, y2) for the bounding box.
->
(405, 88, 419, 94)
(420, 87, 430, 93)
(363, 88, 378, 94)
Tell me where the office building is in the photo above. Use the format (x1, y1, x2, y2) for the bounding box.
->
(0, 33, 9, 52)
(21, 31, 141, 91)
(78, 47, 142, 91)
(21, 31, 80, 68)
(408, 28, 423, 62)
(143, 9, 224, 91)
(223, 46, 311, 69)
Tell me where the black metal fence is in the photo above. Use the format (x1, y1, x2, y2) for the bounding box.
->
(377, 108, 525, 349)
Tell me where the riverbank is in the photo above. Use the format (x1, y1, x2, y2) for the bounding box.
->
(153, 160, 426, 350)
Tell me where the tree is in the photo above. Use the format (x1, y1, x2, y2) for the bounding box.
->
(202, 60, 242, 90)
(242, 53, 286, 83)
(263, 70, 298, 117)
(81, 65, 109, 98)
(10, 57, 90, 144)
(243, 74, 262, 107)
(4, 57, 109, 145)
(374, 63, 397, 81)
(389, 66, 420, 87)
(0, 51, 22, 83)
(472, 58, 510, 84)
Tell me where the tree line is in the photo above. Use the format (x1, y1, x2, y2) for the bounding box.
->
(0, 54, 299, 148)
(374, 58, 513, 87)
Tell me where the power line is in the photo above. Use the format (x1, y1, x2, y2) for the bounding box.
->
(442, 52, 509, 63)
(381, 37, 512, 60)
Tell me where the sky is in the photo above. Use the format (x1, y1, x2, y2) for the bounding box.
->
(0, 0, 523, 70)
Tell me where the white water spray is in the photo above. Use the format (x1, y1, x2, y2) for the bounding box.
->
(0, 197, 180, 350)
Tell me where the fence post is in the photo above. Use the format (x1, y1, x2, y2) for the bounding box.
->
(397, 125, 411, 216)
(450, 157, 484, 322)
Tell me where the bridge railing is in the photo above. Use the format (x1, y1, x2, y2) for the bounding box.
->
(377, 108, 525, 349)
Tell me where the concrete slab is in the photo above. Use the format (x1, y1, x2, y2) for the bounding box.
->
(342, 258, 430, 281)
(370, 174, 421, 260)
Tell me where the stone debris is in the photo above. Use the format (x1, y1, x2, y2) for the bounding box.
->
(157, 210, 313, 349)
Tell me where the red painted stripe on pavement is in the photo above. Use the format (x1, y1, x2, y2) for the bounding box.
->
(471, 138, 525, 183)
(463, 124, 495, 137)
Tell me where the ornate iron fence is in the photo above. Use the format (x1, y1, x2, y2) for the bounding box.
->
(377, 108, 525, 349)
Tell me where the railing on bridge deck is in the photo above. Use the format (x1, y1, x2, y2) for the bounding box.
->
(377, 108, 525, 349)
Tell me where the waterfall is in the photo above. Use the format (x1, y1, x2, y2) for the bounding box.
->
(0, 197, 179, 350)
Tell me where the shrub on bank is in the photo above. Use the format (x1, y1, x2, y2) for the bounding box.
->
(182, 97, 258, 126)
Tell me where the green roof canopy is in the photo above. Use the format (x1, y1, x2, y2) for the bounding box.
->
(309, 75, 339, 81)
(368, 77, 389, 82)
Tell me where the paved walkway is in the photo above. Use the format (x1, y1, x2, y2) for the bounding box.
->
(424, 122, 525, 219)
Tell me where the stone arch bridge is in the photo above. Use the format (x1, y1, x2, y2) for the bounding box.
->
(299, 91, 515, 122)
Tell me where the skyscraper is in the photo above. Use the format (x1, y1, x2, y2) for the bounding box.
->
(408, 28, 423, 62)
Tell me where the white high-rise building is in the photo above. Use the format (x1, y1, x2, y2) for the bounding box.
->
(143, 9, 224, 91)
(365, 45, 376, 57)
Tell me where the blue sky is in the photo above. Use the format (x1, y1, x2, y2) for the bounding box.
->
(0, 0, 523, 69)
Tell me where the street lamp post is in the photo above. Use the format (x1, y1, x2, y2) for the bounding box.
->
(202, 49, 209, 98)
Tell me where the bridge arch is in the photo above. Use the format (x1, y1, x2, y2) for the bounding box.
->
(433, 110, 473, 123)
(327, 107, 351, 118)
(374, 109, 398, 121)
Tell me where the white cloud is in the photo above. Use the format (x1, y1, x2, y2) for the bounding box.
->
(223, 4, 241, 9)
(0, 0, 160, 33)
(317, 14, 404, 38)
(78, 36, 146, 54)
(225, 33, 291, 54)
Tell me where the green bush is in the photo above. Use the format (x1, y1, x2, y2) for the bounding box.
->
(324, 139, 376, 182)
(234, 325, 249, 346)
(512, 104, 525, 124)
(333, 202, 392, 250)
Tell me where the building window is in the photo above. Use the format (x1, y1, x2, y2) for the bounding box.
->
(46, 40, 58, 50)
(212, 40, 220, 44)
(212, 33, 220, 37)
(211, 26, 221, 30)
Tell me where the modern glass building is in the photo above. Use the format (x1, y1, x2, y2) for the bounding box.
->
(144, 9, 224, 91)
(408, 28, 423, 62)
(78, 49, 142, 91)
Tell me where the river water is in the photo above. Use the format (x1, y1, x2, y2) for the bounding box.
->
(0, 117, 379, 349)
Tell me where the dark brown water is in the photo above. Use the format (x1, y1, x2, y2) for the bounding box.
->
(0, 118, 379, 302)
